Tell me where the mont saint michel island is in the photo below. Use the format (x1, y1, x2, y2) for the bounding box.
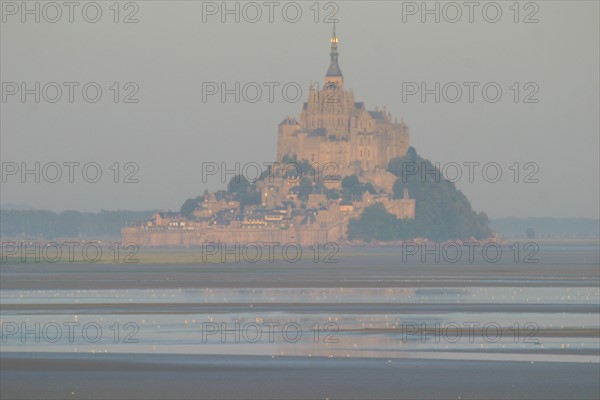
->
(122, 27, 491, 247)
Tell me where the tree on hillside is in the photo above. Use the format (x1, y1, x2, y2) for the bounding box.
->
(180, 198, 199, 219)
(387, 147, 491, 240)
(227, 175, 251, 194)
(348, 203, 415, 241)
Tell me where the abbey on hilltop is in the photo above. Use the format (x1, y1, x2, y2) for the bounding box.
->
(122, 26, 416, 247)
(277, 24, 410, 173)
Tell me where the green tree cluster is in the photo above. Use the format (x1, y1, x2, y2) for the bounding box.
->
(226, 175, 261, 209)
(348, 147, 491, 241)
(341, 175, 376, 197)
(348, 203, 415, 242)
(180, 196, 204, 219)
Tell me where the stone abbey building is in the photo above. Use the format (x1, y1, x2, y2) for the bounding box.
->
(277, 25, 410, 172)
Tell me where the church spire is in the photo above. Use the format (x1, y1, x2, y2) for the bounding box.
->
(332, 21, 338, 47)
(325, 22, 343, 79)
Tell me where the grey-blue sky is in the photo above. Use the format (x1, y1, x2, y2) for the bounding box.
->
(1, 1, 598, 218)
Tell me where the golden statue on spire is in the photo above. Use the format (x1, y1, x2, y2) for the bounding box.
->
(331, 21, 338, 45)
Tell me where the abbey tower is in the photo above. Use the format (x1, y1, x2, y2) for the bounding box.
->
(277, 25, 410, 173)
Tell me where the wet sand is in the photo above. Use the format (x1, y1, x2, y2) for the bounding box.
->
(2, 352, 599, 400)
(1, 248, 598, 398)
(1, 249, 599, 290)
(3, 301, 599, 314)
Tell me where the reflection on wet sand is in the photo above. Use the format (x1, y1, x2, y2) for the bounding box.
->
(1, 246, 599, 398)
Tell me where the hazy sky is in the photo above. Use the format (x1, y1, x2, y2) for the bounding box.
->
(1, 0, 598, 218)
